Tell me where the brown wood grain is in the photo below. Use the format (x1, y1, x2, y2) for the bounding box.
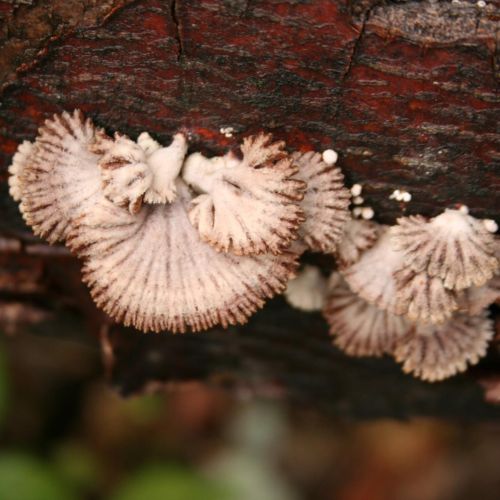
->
(0, 0, 498, 414)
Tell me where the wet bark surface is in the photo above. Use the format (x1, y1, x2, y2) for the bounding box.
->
(0, 0, 499, 416)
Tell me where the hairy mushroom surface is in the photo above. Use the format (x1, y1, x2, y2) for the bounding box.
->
(393, 311, 494, 382)
(341, 228, 408, 315)
(68, 182, 298, 333)
(291, 151, 350, 253)
(391, 210, 498, 290)
(393, 267, 458, 324)
(323, 273, 410, 357)
(182, 133, 306, 256)
(94, 133, 153, 214)
(12, 110, 106, 243)
(333, 218, 379, 269)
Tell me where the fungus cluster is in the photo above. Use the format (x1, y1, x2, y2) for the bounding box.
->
(9, 110, 498, 382)
(9, 110, 350, 333)
(321, 211, 499, 382)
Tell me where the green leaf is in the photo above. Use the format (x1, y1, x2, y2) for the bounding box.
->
(0, 344, 7, 426)
(0, 453, 78, 500)
(112, 464, 230, 500)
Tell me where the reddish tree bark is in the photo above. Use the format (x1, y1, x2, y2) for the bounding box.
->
(0, 0, 498, 415)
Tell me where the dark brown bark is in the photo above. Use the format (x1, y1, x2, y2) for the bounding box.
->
(0, 0, 499, 415)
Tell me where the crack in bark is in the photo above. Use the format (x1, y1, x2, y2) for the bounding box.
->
(331, 9, 369, 126)
(170, 0, 183, 61)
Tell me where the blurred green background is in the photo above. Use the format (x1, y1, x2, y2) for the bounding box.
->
(0, 329, 500, 500)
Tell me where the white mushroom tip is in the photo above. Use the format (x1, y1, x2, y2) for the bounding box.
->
(361, 207, 374, 220)
(352, 207, 363, 218)
(353, 196, 364, 205)
(321, 149, 338, 165)
(350, 184, 362, 197)
(458, 204, 469, 214)
(219, 126, 235, 138)
(137, 132, 161, 156)
(389, 189, 411, 202)
(477, 0, 486, 7)
(483, 219, 498, 233)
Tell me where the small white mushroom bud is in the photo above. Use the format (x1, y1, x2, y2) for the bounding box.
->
(350, 184, 362, 197)
(321, 148, 338, 165)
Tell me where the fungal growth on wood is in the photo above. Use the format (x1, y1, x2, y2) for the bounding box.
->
(323, 273, 410, 357)
(9, 110, 498, 382)
(182, 134, 306, 256)
(290, 151, 350, 253)
(323, 213, 498, 382)
(391, 209, 498, 290)
(284, 265, 327, 312)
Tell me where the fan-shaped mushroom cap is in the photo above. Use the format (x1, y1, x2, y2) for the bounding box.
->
(393, 311, 494, 382)
(97, 134, 153, 214)
(391, 210, 498, 290)
(284, 265, 327, 311)
(67, 181, 299, 333)
(291, 151, 350, 253)
(15, 110, 105, 243)
(8, 140, 33, 202)
(341, 229, 408, 315)
(333, 218, 379, 268)
(182, 133, 306, 256)
(457, 274, 500, 316)
(323, 273, 410, 357)
(393, 267, 458, 324)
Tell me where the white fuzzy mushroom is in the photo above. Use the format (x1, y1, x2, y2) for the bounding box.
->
(95, 131, 188, 207)
(323, 273, 410, 357)
(67, 181, 298, 333)
(182, 133, 306, 256)
(95, 133, 153, 214)
(13, 110, 106, 243)
(333, 218, 379, 269)
(393, 266, 458, 324)
(284, 265, 327, 312)
(291, 151, 351, 253)
(391, 210, 498, 290)
(142, 133, 188, 204)
(393, 311, 494, 382)
(341, 228, 408, 315)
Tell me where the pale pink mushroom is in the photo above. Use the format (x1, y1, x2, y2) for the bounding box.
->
(391, 209, 498, 290)
(333, 218, 379, 269)
(393, 266, 458, 324)
(393, 311, 494, 382)
(291, 151, 351, 253)
(182, 133, 306, 256)
(323, 273, 410, 357)
(68, 182, 298, 333)
(341, 228, 408, 315)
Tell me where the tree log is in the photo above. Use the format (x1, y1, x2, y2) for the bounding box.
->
(0, 0, 499, 416)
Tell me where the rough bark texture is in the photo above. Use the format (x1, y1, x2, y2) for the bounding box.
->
(0, 0, 499, 416)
